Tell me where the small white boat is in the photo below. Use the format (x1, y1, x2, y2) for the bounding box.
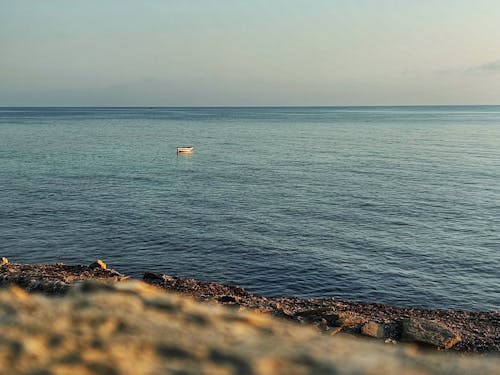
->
(177, 146, 194, 154)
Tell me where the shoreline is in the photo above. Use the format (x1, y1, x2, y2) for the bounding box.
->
(1, 259, 498, 353)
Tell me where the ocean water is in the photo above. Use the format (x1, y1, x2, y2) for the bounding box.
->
(0, 106, 499, 311)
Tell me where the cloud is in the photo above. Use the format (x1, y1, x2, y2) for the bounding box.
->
(466, 60, 500, 74)
(437, 59, 500, 76)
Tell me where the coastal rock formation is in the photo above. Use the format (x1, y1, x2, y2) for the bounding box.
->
(0, 281, 499, 375)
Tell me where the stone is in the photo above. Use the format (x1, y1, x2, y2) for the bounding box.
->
(362, 321, 386, 339)
(272, 308, 294, 320)
(218, 295, 237, 303)
(294, 308, 340, 324)
(402, 318, 461, 349)
(337, 312, 364, 327)
(0, 263, 128, 295)
(1, 257, 8, 265)
(143, 272, 164, 281)
(294, 307, 336, 317)
(89, 259, 107, 270)
(362, 321, 401, 339)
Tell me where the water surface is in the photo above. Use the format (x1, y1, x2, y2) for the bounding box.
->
(1, 106, 499, 310)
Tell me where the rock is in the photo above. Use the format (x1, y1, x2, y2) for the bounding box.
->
(109, 269, 127, 278)
(89, 259, 107, 270)
(1, 257, 8, 265)
(143, 272, 164, 281)
(294, 308, 340, 325)
(402, 318, 461, 349)
(362, 321, 401, 339)
(337, 312, 365, 327)
(294, 307, 337, 317)
(218, 295, 237, 303)
(0, 281, 497, 375)
(272, 308, 295, 320)
(0, 263, 127, 294)
(362, 321, 386, 339)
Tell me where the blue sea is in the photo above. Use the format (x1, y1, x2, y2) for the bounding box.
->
(1, 106, 499, 311)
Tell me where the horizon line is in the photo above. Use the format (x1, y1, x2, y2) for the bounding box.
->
(1, 104, 500, 109)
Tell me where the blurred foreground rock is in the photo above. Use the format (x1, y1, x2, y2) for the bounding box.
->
(0, 281, 499, 375)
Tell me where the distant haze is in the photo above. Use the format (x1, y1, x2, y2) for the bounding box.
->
(1, 0, 500, 106)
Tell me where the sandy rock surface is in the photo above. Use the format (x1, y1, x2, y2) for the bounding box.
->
(0, 281, 499, 375)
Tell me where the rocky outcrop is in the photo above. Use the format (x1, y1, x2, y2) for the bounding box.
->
(0, 281, 499, 375)
(0, 261, 127, 294)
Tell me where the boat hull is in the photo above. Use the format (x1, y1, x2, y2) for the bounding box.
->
(177, 147, 194, 154)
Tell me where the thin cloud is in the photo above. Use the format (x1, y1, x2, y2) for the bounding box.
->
(466, 60, 500, 74)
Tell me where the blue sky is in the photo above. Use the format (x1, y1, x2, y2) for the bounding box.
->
(1, 0, 500, 106)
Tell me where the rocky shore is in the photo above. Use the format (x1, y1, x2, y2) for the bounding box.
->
(142, 272, 499, 353)
(0, 259, 498, 363)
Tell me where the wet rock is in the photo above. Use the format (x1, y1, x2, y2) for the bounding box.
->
(1, 257, 8, 265)
(403, 318, 461, 349)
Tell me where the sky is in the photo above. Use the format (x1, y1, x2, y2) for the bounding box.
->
(1, 0, 500, 106)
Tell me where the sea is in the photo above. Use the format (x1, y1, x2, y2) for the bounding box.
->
(0, 106, 499, 311)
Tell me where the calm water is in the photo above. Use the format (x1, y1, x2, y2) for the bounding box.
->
(1, 106, 499, 311)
